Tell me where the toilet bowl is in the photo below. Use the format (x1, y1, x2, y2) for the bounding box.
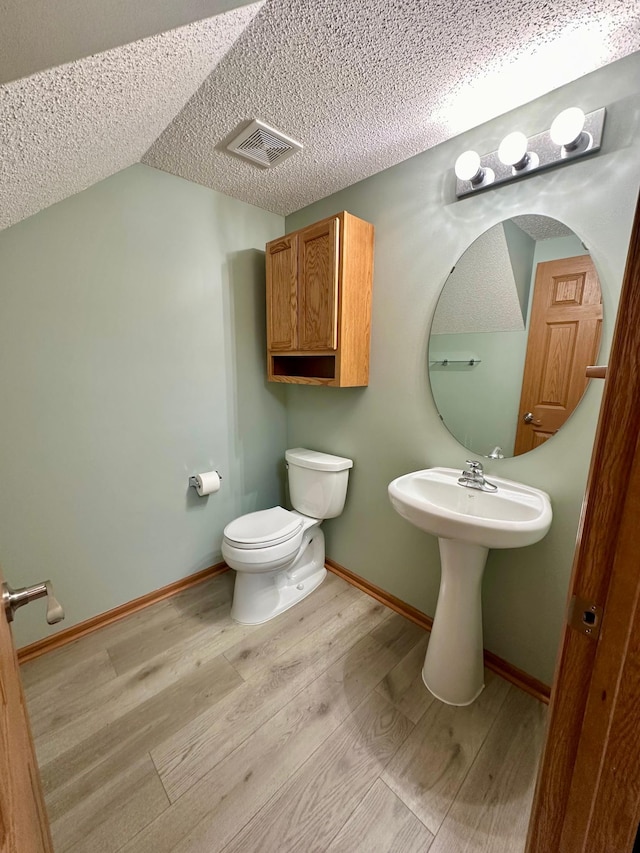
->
(222, 448, 352, 625)
(223, 509, 324, 624)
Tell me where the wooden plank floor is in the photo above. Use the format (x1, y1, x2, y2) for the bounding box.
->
(22, 571, 546, 852)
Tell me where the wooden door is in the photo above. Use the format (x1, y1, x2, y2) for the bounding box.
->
(514, 255, 602, 455)
(526, 193, 640, 852)
(557, 442, 640, 851)
(0, 564, 54, 852)
(266, 233, 298, 351)
(298, 217, 339, 351)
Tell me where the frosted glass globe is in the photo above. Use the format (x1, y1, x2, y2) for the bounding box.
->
(455, 150, 482, 182)
(498, 131, 528, 167)
(550, 107, 586, 147)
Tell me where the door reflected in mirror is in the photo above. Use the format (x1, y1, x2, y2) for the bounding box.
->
(429, 215, 603, 458)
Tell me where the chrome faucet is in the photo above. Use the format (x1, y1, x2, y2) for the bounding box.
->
(458, 460, 498, 492)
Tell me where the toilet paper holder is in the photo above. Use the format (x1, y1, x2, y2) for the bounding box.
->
(189, 471, 223, 489)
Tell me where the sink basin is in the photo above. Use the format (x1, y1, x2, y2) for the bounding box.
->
(388, 466, 552, 706)
(388, 466, 552, 549)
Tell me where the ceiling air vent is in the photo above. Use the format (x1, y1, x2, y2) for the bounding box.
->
(227, 120, 303, 168)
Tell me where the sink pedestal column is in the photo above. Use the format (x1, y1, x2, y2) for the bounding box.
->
(422, 538, 488, 706)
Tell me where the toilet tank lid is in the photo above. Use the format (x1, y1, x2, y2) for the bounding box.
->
(285, 448, 353, 472)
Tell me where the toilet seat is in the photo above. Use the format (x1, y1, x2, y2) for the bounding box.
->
(223, 506, 303, 550)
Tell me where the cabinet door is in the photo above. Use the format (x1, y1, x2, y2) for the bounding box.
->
(266, 234, 298, 351)
(298, 218, 339, 351)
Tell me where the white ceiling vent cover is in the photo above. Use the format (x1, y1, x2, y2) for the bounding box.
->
(227, 119, 303, 168)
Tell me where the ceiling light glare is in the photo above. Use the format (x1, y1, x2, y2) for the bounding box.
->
(498, 131, 530, 169)
(455, 150, 483, 182)
(550, 107, 587, 150)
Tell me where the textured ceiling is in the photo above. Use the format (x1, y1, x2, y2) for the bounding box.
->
(0, 0, 258, 85)
(0, 3, 264, 231)
(431, 224, 525, 335)
(511, 215, 575, 241)
(2, 0, 640, 231)
(144, 0, 640, 215)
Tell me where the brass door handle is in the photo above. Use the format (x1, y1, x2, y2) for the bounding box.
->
(2, 579, 65, 624)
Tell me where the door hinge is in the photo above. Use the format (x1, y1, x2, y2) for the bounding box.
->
(568, 595, 603, 640)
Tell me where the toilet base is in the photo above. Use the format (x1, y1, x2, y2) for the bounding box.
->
(230, 527, 326, 624)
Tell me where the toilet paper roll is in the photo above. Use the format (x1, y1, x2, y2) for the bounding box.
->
(194, 471, 221, 496)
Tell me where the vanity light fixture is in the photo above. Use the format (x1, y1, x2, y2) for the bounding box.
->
(454, 106, 605, 198)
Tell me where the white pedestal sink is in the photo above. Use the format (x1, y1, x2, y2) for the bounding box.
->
(388, 467, 552, 706)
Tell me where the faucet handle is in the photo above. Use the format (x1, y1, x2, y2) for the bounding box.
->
(466, 459, 483, 471)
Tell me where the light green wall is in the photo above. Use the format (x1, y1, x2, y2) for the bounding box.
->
(533, 235, 586, 265)
(285, 52, 640, 684)
(0, 164, 286, 647)
(429, 331, 526, 456)
(503, 220, 535, 322)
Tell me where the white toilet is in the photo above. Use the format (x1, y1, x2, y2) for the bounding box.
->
(222, 448, 353, 624)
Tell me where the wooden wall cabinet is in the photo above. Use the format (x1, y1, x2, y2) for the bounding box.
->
(266, 211, 374, 386)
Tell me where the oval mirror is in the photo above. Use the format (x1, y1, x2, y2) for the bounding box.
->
(429, 215, 603, 458)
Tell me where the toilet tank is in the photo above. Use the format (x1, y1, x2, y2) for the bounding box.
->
(285, 448, 353, 519)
